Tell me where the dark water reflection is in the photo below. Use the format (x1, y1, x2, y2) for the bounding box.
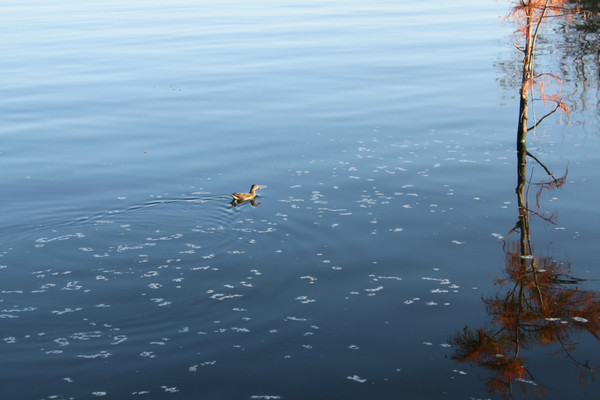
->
(451, 136, 600, 398)
(450, 3, 600, 397)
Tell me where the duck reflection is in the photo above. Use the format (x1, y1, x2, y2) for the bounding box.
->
(230, 198, 261, 208)
(449, 135, 598, 397)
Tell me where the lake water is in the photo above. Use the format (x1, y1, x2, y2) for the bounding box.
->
(2, 1, 600, 399)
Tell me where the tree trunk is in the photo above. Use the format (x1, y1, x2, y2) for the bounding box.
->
(516, 3, 534, 213)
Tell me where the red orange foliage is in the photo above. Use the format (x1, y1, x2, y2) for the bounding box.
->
(451, 244, 600, 398)
(509, 0, 578, 34)
(511, 1, 576, 128)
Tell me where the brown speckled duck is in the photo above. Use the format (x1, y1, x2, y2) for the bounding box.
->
(231, 184, 261, 202)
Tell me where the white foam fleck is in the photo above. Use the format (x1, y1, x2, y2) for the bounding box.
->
(71, 331, 102, 341)
(515, 378, 538, 386)
(54, 337, 70, 346)
(210, 293, 243, 301)
(62, 281, 83, 291)
(77, 351, 112, 359)
(284, 316, 306, 322)
(35, 233, 85, 245)
(295, 296, 316, 304)
(52, 307, 83, 315)
(372, 275, 402, 281)
(146, 234, 183, 241)
(150, 298, 171, 307)
(347, 375, 367, 383)
(2, 306, 37, 313)
(111, 335, 128, 345)
(430, 288, 448, 294)
(364, 286, 383, 293)
(117, 244, 144, 252)
(422, 277, 450, 285)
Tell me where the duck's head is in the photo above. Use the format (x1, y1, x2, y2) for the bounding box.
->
(251, 184, 261, 192)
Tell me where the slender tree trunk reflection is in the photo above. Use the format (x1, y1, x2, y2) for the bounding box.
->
(449, 2, 599, 398)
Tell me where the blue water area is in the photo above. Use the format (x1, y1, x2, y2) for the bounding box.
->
(2, 1, 600, 399)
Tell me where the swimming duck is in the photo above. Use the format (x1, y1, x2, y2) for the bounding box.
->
(231, 184, 261, 202)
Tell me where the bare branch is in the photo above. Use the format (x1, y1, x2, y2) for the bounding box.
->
(526, 151, 554, 179)
(527, 102, 562, 131)
(531, 0, 551, 53)
(514, 42, 525, 52)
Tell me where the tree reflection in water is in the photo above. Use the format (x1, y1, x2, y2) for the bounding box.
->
(450, 1, 599, 398)
(450, 131, 599, 398)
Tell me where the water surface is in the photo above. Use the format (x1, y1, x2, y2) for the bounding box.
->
(2, 1, 599, 399)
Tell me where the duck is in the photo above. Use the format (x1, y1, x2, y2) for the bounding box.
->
(231, 184, 261, 202)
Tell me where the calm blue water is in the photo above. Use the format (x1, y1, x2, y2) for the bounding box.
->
(2, 1, 600, 399)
